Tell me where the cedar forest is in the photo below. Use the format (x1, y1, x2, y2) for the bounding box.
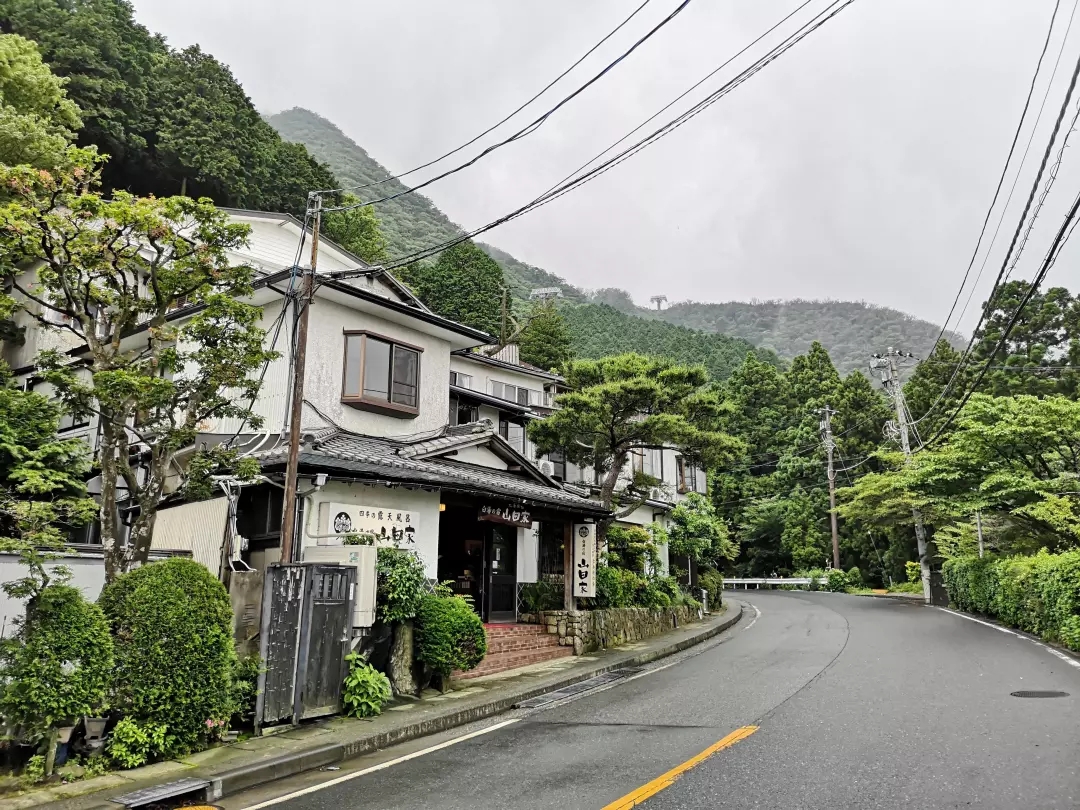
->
(4, 0, 1080, 595)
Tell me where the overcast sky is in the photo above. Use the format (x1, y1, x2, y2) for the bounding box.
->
(131, 0, 1080, 329)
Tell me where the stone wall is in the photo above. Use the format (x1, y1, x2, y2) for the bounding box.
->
(518, 604, 704, 655)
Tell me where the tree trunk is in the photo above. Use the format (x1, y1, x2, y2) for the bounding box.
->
(387, 620, 420, 696)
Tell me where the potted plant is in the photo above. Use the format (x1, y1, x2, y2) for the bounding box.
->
(56, 724, 76, 745)
(82, 715, 108, 741)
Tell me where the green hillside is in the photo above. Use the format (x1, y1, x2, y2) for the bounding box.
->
(564, 304, 780, 380)
(268, 107, 959, 376)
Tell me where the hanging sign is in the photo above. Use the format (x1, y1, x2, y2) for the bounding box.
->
(478, 503, 532, 528)
(573, 523, 596, 598)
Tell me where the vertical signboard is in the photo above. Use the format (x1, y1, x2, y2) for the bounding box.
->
(572, 523, 596, 599)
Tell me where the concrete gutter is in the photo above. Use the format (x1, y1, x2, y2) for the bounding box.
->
(44, 602, 742, 810)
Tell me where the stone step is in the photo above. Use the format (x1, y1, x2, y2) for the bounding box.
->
(485, 632, 561, 655)
(453, 646, 574, 680)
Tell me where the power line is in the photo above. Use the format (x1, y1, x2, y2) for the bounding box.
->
(322, 0, 697, 212)
(923, 185, 1080, 446)
(914, 29, 1080, 429)
(929, 0, 1067, 349)
(322, 0, 655, 194)
(367, 0, 859, 271)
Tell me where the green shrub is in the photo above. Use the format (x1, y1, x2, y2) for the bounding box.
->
(846, 567, 862, 586)
(595, 565, 638, 608)
(230, 655, 262, 726)
(806, 568, 825, 591)
(106, 717, 168, 769)
(0, 585, 113, 742)
(415, 594, 487, 677)
(342, 653, 392, 718)
(375, 548, 427, 623)
(943, 550, 1080, 651)
(825, 569, 849, 593)
(520, 581, 562, 613)
(905, 560, 921, 584)
(698, 570, 724, 609)
(99, 558, 236, 759)
(888, 582, 923, 594)
(636, 580, 672, 609)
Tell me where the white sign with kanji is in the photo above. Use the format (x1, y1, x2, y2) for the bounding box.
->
(573, 523, 596, 598)
(325, 502, 418, 547)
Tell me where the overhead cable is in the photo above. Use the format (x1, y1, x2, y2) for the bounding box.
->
(322, 0, 697, 212)
(320, 0, 655, 194)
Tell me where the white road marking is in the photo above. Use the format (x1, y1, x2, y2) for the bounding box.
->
(936, 607, 1080, 670)
(743, 603, 762, 632)
(237, 719, 520, 809)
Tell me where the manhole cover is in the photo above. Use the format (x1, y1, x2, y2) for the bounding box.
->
(1010, 690, 1070, 698)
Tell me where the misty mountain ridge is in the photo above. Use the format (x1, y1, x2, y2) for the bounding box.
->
(268, 107, 960, 376)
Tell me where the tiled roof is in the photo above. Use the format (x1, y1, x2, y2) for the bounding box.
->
(257, 425, 607, 515)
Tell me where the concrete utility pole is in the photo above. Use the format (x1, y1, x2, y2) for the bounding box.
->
(976, 510, 984, 558)
(649, 295, 667, 311)
(818, 405, 840, 570)
(870, 348, 930, 602)
(280, 193, 322, 563)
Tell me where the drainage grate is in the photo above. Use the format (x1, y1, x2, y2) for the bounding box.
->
(1010, 690, 1070, 698)
(515, 667, 645, 709)
(110, 778, 211, 807)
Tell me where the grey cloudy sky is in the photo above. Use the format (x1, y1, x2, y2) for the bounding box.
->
(131, 0, 1080, 329)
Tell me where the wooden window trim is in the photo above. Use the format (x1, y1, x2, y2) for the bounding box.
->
(341, 330, 423, 418)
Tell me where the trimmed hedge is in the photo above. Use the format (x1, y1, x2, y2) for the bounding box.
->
(0, 585, 113, 741)
(99, 558, 237, 758)
(943, 550, 1080, 651)
(414, 594, 487, 678)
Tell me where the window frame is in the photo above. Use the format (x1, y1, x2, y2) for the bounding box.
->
(341, 330, 424, 417)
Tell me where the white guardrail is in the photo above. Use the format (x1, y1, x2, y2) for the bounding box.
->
(723, 577, 820, 589)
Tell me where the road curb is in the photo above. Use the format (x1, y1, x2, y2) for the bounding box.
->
(205, 601, 744, 801)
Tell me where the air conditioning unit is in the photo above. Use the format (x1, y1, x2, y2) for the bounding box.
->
(301, 545, 377, 629)
(539, 460, 554, 476)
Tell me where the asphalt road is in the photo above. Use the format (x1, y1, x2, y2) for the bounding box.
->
(224, 592, 1080, 810)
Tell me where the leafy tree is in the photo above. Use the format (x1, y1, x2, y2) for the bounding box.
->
(517, 301, 572, 371)
(667, 492, 736, 568)
(903, 339, 975, 441)
(529, 353, 740, 543)
(1, 0, 336, 216)
(839, 394, 1080, 556)
(0, 33, 81, 168)
(0, 150, 273, 580)
(413, 240, 504, 335)
(0, 363, 95, 565)
(322, 194, 389, 264)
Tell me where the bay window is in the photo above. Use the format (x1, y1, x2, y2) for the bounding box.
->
(342, 332, 422, 416)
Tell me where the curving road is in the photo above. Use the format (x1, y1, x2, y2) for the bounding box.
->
(223, 592, 1080, 810)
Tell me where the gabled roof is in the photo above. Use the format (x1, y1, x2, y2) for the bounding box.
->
(255, 422, 607, 516)
(450, 384, 533, 416)
(452, 349, 566, 382)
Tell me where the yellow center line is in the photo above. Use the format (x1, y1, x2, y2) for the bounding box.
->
(601, 725, 759, 810)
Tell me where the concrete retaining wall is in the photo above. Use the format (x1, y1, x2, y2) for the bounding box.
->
(519, 604, 703, 654)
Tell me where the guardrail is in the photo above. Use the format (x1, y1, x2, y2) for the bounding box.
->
(723, 577, 820, 589)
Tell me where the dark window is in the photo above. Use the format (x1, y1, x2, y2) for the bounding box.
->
(548, 449, 566, 481)
(450, 396, 478, 426)
(676, 456, 697, 494)
(342, 332, 422, 416)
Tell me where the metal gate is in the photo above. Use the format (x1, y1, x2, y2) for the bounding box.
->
(255, 563, 356, 731)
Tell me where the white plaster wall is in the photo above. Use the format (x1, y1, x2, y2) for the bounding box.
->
(303, 298, 452, 437)
(302, 480, 442, 579)
(454, 445, 508, 469)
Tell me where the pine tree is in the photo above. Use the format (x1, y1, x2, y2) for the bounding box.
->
(517, 302, 573, 372)
(413, 240, 504, 335)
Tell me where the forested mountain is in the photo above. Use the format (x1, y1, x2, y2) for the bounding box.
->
(654, 300, 965, 377)
(564, 304, 779, 381)
(1, 1, 335, 218)
(269, 108, 958, 375)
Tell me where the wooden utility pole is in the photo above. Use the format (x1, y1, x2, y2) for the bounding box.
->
(871, 348, 930, 602)
(819, 405, 840, 570)
(279, 193, 321, 563)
